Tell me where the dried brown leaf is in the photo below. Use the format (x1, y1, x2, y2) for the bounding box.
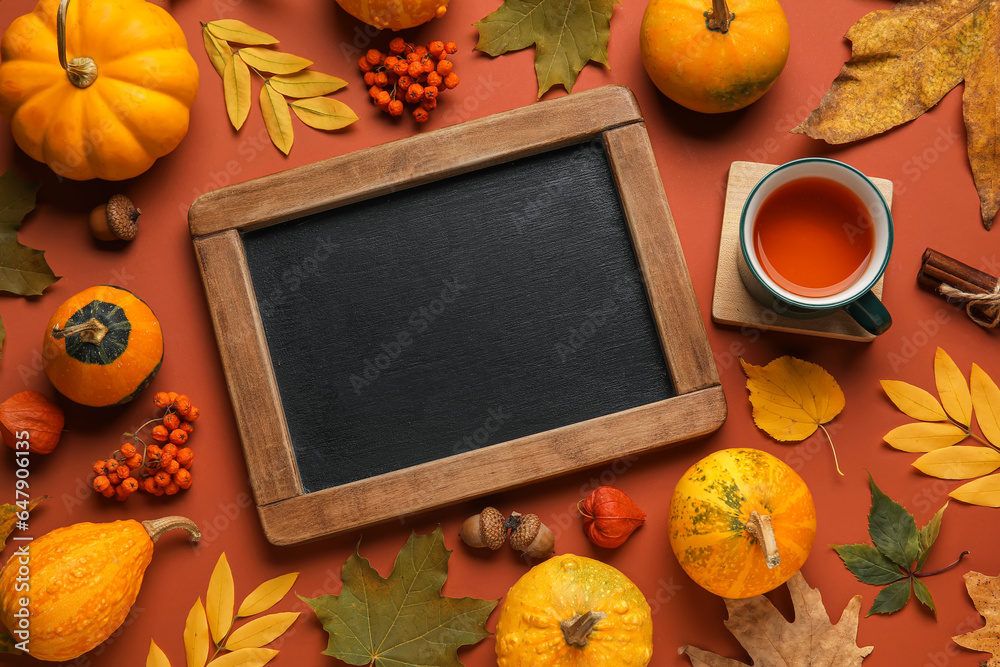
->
(794, 0, 991, 144)
(679, 572, 873, 666)
(953, 571, 1000, 664)
(963, 8, 1000, 230)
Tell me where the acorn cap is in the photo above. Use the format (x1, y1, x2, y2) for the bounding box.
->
(479, 507, 506, 550)
(508, 513, 541, 551)
(105, 194, 140, 241)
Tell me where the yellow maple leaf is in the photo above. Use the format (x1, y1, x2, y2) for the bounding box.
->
(740, 356, 845, 474)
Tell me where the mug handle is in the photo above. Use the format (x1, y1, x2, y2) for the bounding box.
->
(844, 291, 892, 335)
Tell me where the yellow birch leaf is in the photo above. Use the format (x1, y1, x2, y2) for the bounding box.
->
(202, 27, 232, 78)
(935, 348, 973, 427)
(147, 640, 171, 667)
(950, 473, 1000, 507)
(260, 84, 294, 155)
(184, 598, 209, 667)
(972, 363, 1000, 446)
(207, 19, 278, 46)
(269, 72, 347, 98)
(206, 554, 235, 644)
(223, 55, 251, 131)
(913, 445, 1000, 479)
(206, 648, 278, 667)
(289, 98, 358, 131)
(238, 573, 299, 617)
(740, 356, 845, 473)
(225, 612, 299, 650)
(881, 380, 948, 422)
(884, 422, 968, 452)
(239, 48, 312, 75)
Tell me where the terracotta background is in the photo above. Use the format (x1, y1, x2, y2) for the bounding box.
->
(0, 0, 998, 664)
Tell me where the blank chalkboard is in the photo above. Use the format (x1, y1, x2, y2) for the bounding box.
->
(190, 86, 725, 545)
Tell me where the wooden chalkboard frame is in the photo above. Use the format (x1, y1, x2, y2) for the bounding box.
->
(189, 85, 726, 545)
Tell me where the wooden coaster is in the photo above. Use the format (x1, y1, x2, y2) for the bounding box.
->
(711, 161, 893, 342)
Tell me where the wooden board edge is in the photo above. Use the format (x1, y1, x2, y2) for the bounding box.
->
(194, 232, 303, 504)
(603, 123, 721, 395)
(189, 85, 643, 237)
(256, 385, 726, 545)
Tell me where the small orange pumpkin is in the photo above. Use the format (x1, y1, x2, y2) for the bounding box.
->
(0, 516, 199, 661)
(334, 0, 449, 30)
(668, 448, 816, 598)
(640, 0, 789, 113)
(0, 0, 199, 180)
(43, 285, 163, 407)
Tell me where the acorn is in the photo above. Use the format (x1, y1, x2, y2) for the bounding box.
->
(459, 507, 506, 550)
(507, 512, 555, 559)
(89, 194, 140, 242)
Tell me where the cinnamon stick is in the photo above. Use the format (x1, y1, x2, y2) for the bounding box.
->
(918, 248, 1000, 327)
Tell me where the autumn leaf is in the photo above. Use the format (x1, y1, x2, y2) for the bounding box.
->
(740, 356, 845, 474)
(183, 599, 209, 667)
(225, 612, 299, 650)
(881, 380, 948, 421)
(793, 0, 998, 229)
(474, 0, 616, 97)
(935, 348, 973, 426)
(972, 363, 1000, 446)
(268, 72, 347, 98)
(260, 84, 294, 155)
(206, 19, 277, 45)
(679, 571, 873, 666)
(202, 26, 232, 77)
(884, 422, 967, 452)
(238, 47, 311, 75)
(913, 445, 1000, 479)
(238, 573, 298, 617)
(953, 571, 1000, 664)
(223, 55, 252, 130)
(303, 528, 497, 667)
(146, 640, 171, 667)
(0, 496, 46, 551)
(207, 648, 277, 667)
(951, 474, 1000, 506)
(289, 98, 358, 131)
(0, 170, 58, 296)
(0, 317, 5, 359)
(0, 630, 21, 655)
(206, 554, 235, 644)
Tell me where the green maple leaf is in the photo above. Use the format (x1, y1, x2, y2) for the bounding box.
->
(302, 528, 497, 667)
(474, 0, 617, 97)
(0, 170, 58, 297)
(833, 474, 966, 616)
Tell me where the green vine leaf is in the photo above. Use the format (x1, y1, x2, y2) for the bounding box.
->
(833, 474, 967, 616)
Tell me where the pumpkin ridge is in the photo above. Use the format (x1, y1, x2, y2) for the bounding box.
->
(91, 81, 160, 157)
(98, 55, 200, 109)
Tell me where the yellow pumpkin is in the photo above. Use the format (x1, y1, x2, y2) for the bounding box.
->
(334, 0, 449, 30)
(640, 0, 789, 113)
(0, 0, 199, 181)
(668, 448, 816, 598)
(495, 554, 653, 666)
(0, 516, 199, 661)
(43, 285, 164, 407)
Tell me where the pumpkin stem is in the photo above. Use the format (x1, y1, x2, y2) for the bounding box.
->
(51, 318, 109, 345)
(142, 516, 202, 543)
(560, 611, 607, 648)
(57, 0, 98, 88)
(706, 0, 734, 33)
(745, 510, 781, 569)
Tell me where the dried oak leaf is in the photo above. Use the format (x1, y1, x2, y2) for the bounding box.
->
(303, 528, 497, 666)
(793, 0, 999, 229)
(474, 0, 616, 97)
(953, 571, 1000, 665)
(679, 571, 874, 666)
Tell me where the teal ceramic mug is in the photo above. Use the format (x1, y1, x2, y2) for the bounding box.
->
(737, 158, 893, 335)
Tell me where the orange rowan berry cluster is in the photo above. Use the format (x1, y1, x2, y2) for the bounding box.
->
(91, 392, 198, 501)
(359, 38, 460, 123)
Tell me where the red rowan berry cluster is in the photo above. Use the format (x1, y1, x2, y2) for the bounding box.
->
(91, 392, 198, 501)
(359, 38, 460, 123)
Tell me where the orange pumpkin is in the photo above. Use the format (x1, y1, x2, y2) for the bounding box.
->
(640, 0, 789, 113)
(43, 285, 163, 407)
(334, 0, 449, 30)
(668, 448, 816, 598)
(0, 0, 199, 180)
(0, 516, 199, 661)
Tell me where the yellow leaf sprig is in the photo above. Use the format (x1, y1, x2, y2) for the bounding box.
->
(882, 347, 1000, 507)
(146, 553, 300, 667)
(201, 19, 357, 155)
(741, 356, 846, 475)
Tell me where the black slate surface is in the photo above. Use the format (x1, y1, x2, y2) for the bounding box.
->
(242, 140, 674, 493)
